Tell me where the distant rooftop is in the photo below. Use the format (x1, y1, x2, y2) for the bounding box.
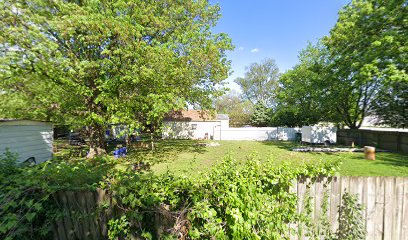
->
(216, 114, 229, 120)
(0, 119, 52, 126)
(164, 110, 229, 122)
(356, 127, 408, 133)
(0, 118, 16, 122)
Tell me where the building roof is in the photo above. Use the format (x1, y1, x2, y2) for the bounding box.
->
(0, 119, 52, 126)
(216, 114, 229, 120)
(0, 118, 18, 122)
(164, 110, 229, 122)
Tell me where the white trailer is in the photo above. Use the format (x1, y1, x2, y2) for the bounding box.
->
(301, 126, 337, 144)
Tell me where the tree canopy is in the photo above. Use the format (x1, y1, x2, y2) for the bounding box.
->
(322, 0, 407, 128)
(234, 58, 280, 107)
(214, 91, 253, 127)
(277, 0, 407, 129)
(250, 101, 270, 127)
(276, 42, 334, 127)
(0, 0, 233, 154)
(372, 80, 408, 128)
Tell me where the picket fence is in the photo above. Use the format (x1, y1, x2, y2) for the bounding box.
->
(52, 176, 408, 240)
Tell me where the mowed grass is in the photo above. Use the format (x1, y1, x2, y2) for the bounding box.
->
(126, 140, 408, 176)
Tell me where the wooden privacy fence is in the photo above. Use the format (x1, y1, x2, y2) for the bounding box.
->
(52, 189, 112, 240)
(291, 176, 408, 240)
(337, 129, 408, 153)
(52, 177, 408, 240)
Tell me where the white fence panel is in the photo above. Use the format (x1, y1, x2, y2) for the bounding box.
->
(277, 127, 300, 141)
(219, 127, 299, 141)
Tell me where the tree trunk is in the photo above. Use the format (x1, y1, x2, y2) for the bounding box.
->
(126, 135, 131, 149)
(86, 124, 107, 158)
(149, 124, 156, 151)
(150, 132, 155, 151)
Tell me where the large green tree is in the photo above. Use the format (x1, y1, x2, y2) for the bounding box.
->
(234, 58, 280, 107)
(250, 101, 270, 127)
(372, 80, 408, 128)
(0, 0, 232, 156)
(276, 43, 335, 127)
(214, 91, 253, 127)
(323, 0, 407, 128)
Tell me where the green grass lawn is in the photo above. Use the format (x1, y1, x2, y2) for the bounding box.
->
(126, 140, 408, 176)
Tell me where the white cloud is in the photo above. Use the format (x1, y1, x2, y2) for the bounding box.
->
(238, 46, 244, 51)
(250, 48, 259, 53)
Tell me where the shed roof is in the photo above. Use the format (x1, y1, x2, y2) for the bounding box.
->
(0, 119, 52, 126)
(164, 110, 229, 122)
(216, 114, 229, 120)
(164, 110, 214, 122)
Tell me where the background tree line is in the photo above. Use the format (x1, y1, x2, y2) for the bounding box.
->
(217, 0, 407, 129)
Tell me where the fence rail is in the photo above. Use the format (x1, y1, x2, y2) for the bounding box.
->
(52, 176, 408, 240)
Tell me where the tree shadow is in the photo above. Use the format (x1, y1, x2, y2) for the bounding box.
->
(162, 122, 195, 139)
(348, 152, 408, 168)
(125, 140, 209, 167)
(260, 140, 301, 150)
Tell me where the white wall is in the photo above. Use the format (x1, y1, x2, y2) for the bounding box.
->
(220, 127, 299, 141)
(219, 119, 229, 129)
(163, 121, 300, 141)
(301, 126, 337, 144)
(0, 121, 53, 164)
(162, 121, 220, 140)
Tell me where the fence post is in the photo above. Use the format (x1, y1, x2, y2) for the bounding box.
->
(397, 132, 401, 152)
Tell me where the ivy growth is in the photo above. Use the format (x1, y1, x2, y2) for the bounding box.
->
(337, 191, 366, 240)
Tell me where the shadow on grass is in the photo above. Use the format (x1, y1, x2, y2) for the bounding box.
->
(54, 140, 89, 159)
(126, 140, 208, 166)
(348, 152, 408, 168)
(260, 140, 301, 150)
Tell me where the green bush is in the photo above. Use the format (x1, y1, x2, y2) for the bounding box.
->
(0, 149, 19, 180)
(0, 155, 114, 240)
(337, 192, 366, 239)
(2, 151, 358, 240)
(105, 154, 341, 239)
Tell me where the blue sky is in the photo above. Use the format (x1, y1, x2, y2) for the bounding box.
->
(211, 0, 350, 91)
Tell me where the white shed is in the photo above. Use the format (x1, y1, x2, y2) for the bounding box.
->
(301, 126, 337, 144)
(0, 120, 53, 164)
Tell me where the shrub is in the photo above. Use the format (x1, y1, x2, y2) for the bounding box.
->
(0, 155, 114, 240)
(1, 151, 348, 239)
(337, 192, 366, 239)
(105, 154, 340, 239)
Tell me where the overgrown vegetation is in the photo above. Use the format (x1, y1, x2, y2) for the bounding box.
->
(0, 151, 113, 240)
(337, 192, 366, 239)
(1, 148, 368, 239)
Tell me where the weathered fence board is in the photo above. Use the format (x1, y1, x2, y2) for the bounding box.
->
(330, 177, 341, 233)
(365, 177, 376, 240)
(375, 177, 385, 240)
(52, 177, 408, 240)
(394, 177, 404, 240)
(383, 178, 393, 240)
(402, 178, 408, 237)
